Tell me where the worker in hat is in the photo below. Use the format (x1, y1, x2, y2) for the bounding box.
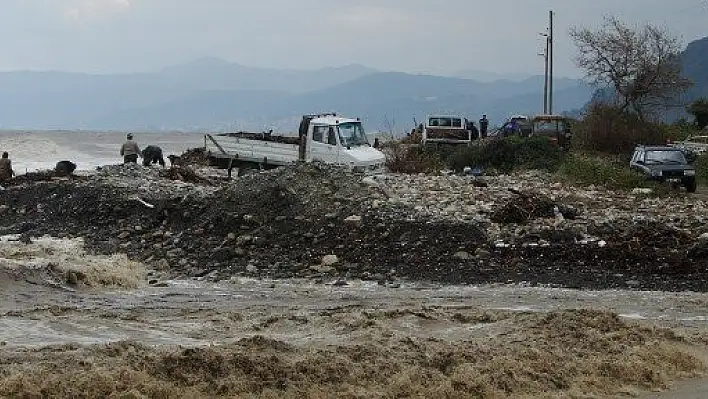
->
(120, 133, 141, 164)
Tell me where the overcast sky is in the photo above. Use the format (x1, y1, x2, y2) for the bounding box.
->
(0, 0, 706, 77)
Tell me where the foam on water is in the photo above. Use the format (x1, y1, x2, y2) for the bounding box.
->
(0, 235, 146, 288)
(0, 130, 204, 173)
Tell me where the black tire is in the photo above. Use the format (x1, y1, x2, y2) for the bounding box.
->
(685, 179, 697, 193)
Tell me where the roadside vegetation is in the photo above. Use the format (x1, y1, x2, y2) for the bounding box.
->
(446, 136, 564, 174)
(380, 15, 706, 193)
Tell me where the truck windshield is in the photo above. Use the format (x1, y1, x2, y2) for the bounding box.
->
(534, 121, 560, 131)
(645, 150, 687, 165)
(429, 117, 462, 127)
(338, 122, 369, 147)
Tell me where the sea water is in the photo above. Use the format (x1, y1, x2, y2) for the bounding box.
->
(0, 130, 205, 173)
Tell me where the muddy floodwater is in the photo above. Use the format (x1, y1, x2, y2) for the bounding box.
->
(2, 275, 708, 350)
(1, 238, 707, 398)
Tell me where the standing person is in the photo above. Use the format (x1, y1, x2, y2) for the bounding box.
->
(120, 133, 141, 164)
(0, 152, 14, 182)
(479, 114, 489, 138)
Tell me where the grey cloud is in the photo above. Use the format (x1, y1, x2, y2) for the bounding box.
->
(0, 0, 705, 76)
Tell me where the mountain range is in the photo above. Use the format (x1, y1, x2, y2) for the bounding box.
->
(0, 56, 596, 133)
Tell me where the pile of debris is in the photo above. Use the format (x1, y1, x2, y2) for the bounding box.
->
(159, 166, 216, 185)
(174, 147, 211, 167)
(490, 189, 579, 224)
(1, 161, 707, 291)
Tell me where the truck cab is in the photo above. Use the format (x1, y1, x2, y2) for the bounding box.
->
(299, 113, 385, 171)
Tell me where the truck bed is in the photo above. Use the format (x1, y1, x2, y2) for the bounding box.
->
(205, 133, 300, 166)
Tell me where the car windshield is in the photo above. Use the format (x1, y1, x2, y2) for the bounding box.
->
(338, 122, 369, 147)
(644, 150, 687, 165)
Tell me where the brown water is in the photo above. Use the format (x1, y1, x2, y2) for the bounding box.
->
(2, 236, 708, 398)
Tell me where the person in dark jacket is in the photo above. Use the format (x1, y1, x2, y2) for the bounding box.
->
(479, 114, 489, 138)
(0, 152, 14, 182)
(142, 145, 166, 167)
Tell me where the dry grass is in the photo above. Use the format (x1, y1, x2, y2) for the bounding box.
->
(382, 143, 444, 174)
(0, 310, 704, 398)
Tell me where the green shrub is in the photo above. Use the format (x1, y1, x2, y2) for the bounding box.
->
(447, 136, 565, 173)
(557, 153, 650, 190)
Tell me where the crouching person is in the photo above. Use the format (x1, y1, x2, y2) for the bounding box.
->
(142, 145, 166, 167)
(55, 161, 77, 177)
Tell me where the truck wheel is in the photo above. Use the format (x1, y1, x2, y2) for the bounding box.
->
(685, 179, 697, 193)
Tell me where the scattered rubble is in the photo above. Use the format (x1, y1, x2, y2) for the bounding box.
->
(0, 159, 707, 291)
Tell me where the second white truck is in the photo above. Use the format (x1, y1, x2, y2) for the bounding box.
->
(204, 113, 386, 175)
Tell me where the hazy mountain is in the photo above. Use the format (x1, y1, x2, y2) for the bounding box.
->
(159, 57, 379, 92)
(452, 69, 534, 82)
(0, 59, 592, 131)
(681, 36, 708, 101)
(95, 72, 592, 131)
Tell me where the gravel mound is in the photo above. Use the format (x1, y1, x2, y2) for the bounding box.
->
(1, 162, 707, 290)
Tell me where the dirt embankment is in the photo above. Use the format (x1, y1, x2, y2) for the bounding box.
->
(0, 161, 707, 291)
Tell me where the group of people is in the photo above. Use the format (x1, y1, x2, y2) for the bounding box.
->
(0, 133, 168, 185)
(120, 133, 167, 167)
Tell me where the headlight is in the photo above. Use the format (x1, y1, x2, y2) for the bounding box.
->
(684, 170, 696, 176)
(651, 170, 663, 177)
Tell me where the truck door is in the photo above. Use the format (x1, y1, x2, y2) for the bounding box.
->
(308, 124, 340, 163)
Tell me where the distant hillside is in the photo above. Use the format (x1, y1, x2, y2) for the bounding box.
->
(0, 59, 592, 131)
(97, 72, 592, 131)
(159, 57, 378, 92)
(682, 36, 708, 100)
(452, 69, 533, 82)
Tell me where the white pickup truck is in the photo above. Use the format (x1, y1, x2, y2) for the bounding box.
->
(204, 113, 386, 174)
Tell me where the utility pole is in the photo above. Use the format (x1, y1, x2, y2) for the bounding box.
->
(549, 10, 554, 115)
(539, 32, 549, 114)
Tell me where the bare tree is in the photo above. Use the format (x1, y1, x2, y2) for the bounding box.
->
(570, 16, 692, 120)
(381, 114, 396, 139)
